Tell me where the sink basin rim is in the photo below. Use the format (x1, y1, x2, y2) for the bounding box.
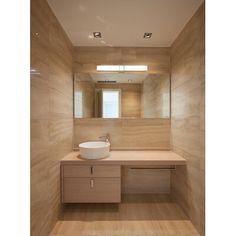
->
(79, 141, 110, 149)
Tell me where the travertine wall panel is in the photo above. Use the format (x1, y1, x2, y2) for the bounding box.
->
(170, 3, 205, 236)
(31, 0, 73, 235)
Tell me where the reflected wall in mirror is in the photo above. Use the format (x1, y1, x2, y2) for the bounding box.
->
(74, 72, 170, 118)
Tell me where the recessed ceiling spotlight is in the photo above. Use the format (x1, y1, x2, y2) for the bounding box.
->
(33, 32, 39, 37)
(93, 32, 102, 38)
(144, 33, 152, 38)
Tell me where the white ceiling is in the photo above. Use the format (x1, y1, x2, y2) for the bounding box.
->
(47, 0, 203, 47)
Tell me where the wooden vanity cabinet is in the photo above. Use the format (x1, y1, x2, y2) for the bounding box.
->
(61, 165, 121, 203)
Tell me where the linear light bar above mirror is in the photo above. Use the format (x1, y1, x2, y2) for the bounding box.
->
(97, 65, 148, 72)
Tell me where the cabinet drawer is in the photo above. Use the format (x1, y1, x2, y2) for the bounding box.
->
(63, 165, 120, 178)
(63, 177, 121, 203)
(63, 165, 91, 177)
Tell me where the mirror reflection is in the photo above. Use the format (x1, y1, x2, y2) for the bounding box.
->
(74, 72, 170, 118)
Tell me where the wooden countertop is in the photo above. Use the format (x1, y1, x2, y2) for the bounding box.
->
(61, 150, 186, 166)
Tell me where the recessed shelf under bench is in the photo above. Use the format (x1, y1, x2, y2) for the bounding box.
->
(61, 150, 186, 203)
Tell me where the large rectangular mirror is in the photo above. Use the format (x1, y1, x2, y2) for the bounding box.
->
(74, 72, 170, 118)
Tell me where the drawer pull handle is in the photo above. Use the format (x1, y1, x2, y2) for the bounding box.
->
(91, 166, 93, 175)
(90, 179, 94, 188)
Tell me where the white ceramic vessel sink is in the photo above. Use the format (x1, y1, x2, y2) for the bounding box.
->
(79, 141, 110, 160)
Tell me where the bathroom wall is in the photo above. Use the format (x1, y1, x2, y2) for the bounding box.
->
(73, 46, 171, 148)
(95, 83, 142, 118)
(74, 73, 95, 118)
(74, 118, 170, 150)
(122, 167, 170, 194)
(31, 0, 73, 235)
(142, 74, 170, 118)
(73, 46, 170, 74)
(170, 3, 205, 236)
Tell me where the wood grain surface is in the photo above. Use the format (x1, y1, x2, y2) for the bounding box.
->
(61, 150, 186, 165)
(50, 194, 200, 236)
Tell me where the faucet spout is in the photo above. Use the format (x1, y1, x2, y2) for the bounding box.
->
(99, 133, 110, 143)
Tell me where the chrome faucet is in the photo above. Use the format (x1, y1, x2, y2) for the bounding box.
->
(99, 133, 110, 143)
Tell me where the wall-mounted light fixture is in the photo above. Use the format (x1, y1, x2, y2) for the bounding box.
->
(96, 65, 148, 72)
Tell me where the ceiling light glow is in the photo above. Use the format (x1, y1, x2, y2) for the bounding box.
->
(97, 65, 148, 72)
(123, 65, 148, 71)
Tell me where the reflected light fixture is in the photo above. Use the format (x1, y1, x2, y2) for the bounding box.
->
(30, 68, 40, 75)
(93, 32, 102, 38)
(144, 32, 152, 38)
(97, 65, 148, 72)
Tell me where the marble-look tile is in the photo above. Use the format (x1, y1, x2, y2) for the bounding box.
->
(31, 0, 73, 235)
(170, 3, 205, 236)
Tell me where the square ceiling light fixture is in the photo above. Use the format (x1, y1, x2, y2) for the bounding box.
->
(96, 65, 148, 72)
(93, 32, 102, 38)
(144, 32, 152, 38)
